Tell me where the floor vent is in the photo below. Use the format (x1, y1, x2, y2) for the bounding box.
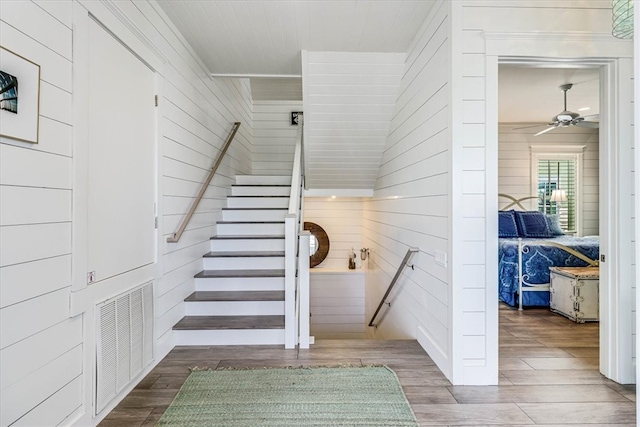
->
(95, 282, 153, 415)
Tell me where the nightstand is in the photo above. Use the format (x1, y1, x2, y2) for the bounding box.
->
(549, 266, 599, 323)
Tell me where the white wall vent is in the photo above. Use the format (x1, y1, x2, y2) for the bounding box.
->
(95, 282, 153, 415)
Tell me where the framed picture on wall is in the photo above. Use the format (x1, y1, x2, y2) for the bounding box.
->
(0, 46, 41, 144)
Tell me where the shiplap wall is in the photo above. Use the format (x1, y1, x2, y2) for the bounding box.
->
(0, 1, 254, 425)
(362, 0, 452, 373)
(310, 271, 366, 339)
(0, 2, 81, 425)
(460, 0, 634, 384)
(302, 51, 405, 189)
(253, 101, 301, 176)
(498, 125, 600, 236)
(304, 197, 364, 270)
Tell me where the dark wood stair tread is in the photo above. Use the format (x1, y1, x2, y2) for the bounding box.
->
(211, 235, 284, 240)
(217, 221, 284, 224)
(195, 269, 285, 278)
(222, 207, 287, 210)
(173, 315, 285, 330)
(203, 251, 285, 258)
(185, 291, 284, 302)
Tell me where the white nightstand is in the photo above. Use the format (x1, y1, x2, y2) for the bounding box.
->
(549, 266, 599, 323)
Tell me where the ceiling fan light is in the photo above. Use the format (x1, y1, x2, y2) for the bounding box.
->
(612, 0, 634, 39)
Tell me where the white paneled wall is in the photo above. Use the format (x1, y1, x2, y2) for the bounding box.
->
(1, 0, 254, 425)
(310, 271, 366, 339)
(362, 0, 451, 373)
(302, 51, 405, 189)
(459, 0, 633, 384)
(498, 125, 599, 236)
(304, 197, 364, 270)
(0, 1, 79, 425)
(253, 101, 302, 175)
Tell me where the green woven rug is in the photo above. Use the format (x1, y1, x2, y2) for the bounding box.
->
(156, 366, 418, 426)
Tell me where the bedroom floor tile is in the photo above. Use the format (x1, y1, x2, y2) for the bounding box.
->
(518, 402, 636, 424)
(501, 369, 614, 385)
(521, 356, 599, 370)
(447, 384, 629, 403)
(499, 357, 535, 370)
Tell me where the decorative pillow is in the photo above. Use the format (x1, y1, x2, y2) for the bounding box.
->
(545, 213, 564, 236)
(498, 210, 519, 238)
(514, 211, 553, 238)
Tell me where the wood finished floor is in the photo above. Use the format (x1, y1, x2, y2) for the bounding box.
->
(100, 304, 636, 426)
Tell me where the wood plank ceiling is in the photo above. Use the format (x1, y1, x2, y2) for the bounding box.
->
(157, 1, 436, 190)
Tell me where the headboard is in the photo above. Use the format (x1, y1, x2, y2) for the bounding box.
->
(499, 193, 541, 211)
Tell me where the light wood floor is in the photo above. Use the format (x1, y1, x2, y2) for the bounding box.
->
(100, 304, 636, 426)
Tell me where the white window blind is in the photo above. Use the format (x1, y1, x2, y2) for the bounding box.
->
(537, 159, 577, 231)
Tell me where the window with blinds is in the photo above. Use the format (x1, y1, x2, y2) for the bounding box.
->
(537, 159, 576, 231)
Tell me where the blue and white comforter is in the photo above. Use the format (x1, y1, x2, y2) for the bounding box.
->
(498, 236, 600, 307)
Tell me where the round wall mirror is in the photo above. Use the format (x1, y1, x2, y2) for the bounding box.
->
(304, 222, 329, 267)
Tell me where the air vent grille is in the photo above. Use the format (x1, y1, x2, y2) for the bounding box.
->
(96, 282, 153, 415)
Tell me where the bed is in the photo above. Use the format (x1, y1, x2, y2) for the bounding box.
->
(498, 194, 600, 310)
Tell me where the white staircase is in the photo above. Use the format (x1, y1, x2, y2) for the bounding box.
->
(173, 175, 292, 345)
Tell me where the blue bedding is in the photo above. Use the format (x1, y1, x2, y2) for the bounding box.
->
(498, 236, 600, 307)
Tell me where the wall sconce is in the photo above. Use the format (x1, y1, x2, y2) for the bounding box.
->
(612, 0, 633, 39)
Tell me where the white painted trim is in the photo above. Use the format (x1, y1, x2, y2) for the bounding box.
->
(449, 0, 464, 384)
(634, 2, 639, 417)
(487, 52, 634, 384)
(303, 189, 374, 198)
(484, 55, 500, 386)
(211, 73, 301, 78)
(299, 232, 311, 349)
(484, 31, 622, 43)
(530, 145, 587, 154)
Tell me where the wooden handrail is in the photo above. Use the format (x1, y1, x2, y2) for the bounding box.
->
(368, 247, 419, 327)
(167, 122, 241, 243)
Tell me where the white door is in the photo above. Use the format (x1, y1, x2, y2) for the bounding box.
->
(87, 20, 156, 283)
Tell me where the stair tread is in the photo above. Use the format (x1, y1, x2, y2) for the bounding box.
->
(174, 315, 285, 330)
(217, 220, 284, 224)
(204, 251, 285, 258)
(210, 235, 284, 240)
(222, 207, 288, 211)
(232, 185, 290, 187)
(186, 291, 284, 302)
(195, 269, 285, 278)
(228, 196, 289, 198)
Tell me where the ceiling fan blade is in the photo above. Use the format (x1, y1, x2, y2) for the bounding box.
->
(580, 113, 599, 121)
(512, 124, 548, 130)
(575, 121, 599, 129)
(534, 126, 558, 136)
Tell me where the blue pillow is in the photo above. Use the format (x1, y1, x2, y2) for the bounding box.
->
(498, 210, 519, 238)
(545, 214, 564, 236)
(514, 211, 553, 238)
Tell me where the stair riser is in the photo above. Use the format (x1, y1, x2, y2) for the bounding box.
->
(195, 277, 285, 292)
(227, 197, 289, 208)
(203, 256, 285, 270)
(174, 329, 285, 346)
(185, 301, 285, 316)
(217, 223, 285, 236)
(222, 210, 287, 222)
(232, 186, 290, 196)
(236, 175, 291, 186)
(210, 239, 285, 252)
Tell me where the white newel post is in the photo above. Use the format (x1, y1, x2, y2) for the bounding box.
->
(284, 214, 297, 349)
(299, 231, 311, 348)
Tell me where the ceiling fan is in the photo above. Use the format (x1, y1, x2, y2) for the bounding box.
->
(515, 83, 599, 136)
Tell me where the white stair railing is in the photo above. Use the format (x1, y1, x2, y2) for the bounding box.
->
(284, 116, 309, 349)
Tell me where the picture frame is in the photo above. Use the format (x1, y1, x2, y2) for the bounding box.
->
(0, 46, 41, 144)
